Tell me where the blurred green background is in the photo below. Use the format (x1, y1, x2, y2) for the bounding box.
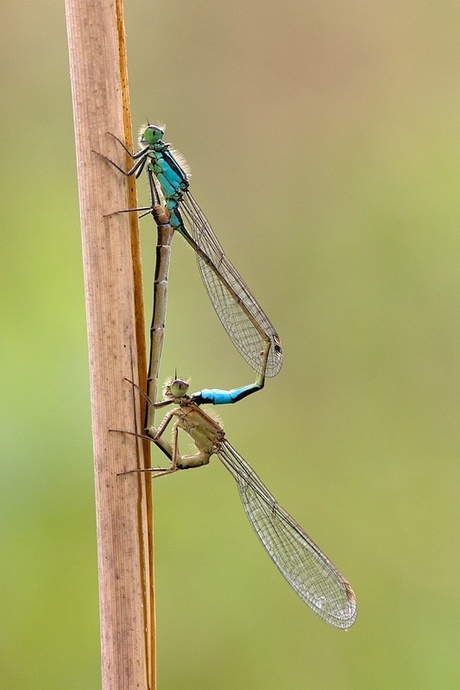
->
(1, 0, 460, 688)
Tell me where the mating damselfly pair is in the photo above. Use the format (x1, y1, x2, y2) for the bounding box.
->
(104, 123, 357, 629)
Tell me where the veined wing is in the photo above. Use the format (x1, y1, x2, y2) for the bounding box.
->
(179, 191, 283, 377)
(216, 440, 357, 628)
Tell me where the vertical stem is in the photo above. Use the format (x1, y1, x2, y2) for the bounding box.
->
(65, 1, 156, 688)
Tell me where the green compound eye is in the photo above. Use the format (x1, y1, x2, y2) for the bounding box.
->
(169, 378, 189, 397)
(140, 124, 164, 146)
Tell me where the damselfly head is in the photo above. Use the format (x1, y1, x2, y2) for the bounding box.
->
(139, 123, 165, 147)
(163, 376, 190, 399)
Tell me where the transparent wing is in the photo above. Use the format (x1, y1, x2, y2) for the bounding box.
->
(179, 191, 283, 377)
(216, 440, 357, 629)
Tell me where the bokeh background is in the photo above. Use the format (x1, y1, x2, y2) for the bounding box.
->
(1, 1, 460, 688)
